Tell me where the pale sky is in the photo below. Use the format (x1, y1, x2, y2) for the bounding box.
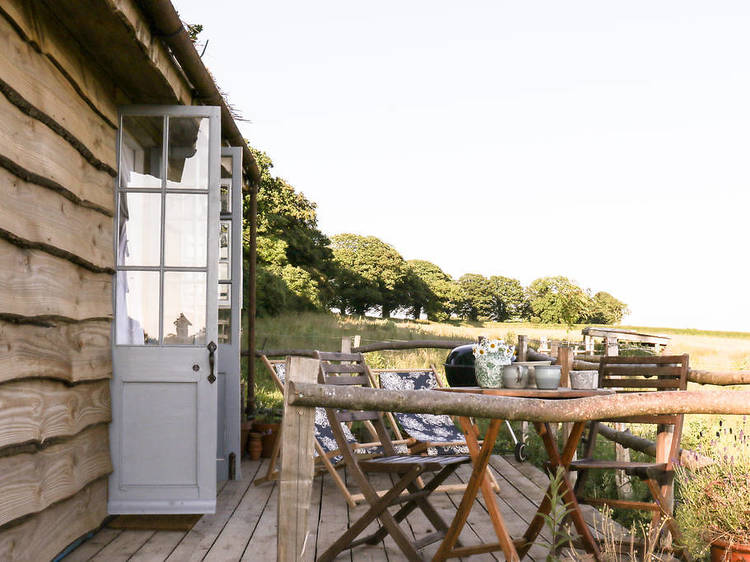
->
(176, 0, 750, 332)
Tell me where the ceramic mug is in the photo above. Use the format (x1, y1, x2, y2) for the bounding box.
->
(501, 364, 528, 389)
(534, 365, 562, 390)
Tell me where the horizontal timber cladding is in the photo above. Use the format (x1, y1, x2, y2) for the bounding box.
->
(0, 477, 108, 562)
(0, 238, 112, 322)
(0, 379, 110, 451)
(0, 424, 112, 527)
(0, 13, 117, 169)
(0, 319, 111, 385)
(0, 91, 114, 215)
(0, 1, 119, 126)
(0, 167, 113, 272)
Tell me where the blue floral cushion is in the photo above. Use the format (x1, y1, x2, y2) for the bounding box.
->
(273, 362, 404, 464)
(378, 370, 469, 455)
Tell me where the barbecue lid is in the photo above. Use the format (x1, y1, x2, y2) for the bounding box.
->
(444, 344, 475, 366)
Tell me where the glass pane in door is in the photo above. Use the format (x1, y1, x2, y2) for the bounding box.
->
(120, 116, 164, 188)
(163, 272, 207, 345)
(167, 118, 209, 189)
(117, 192, 161, 267)
(218, 308, 231, 344)
(164, 194, 208, 267)
(116, 271, 160, 345)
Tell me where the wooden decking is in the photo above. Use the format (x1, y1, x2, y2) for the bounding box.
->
(65, 456, 613, 561)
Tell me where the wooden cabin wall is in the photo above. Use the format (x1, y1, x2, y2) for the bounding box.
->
(0, 3, 117, 560)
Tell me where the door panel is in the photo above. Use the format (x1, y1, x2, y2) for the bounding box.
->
(110, 105, 220, 514)
(216, 147, 243, 481)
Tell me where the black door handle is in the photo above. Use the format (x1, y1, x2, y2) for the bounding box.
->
(207, 341, 217, 383)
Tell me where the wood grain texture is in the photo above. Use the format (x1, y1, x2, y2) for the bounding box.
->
(0, 379, 110, 450)
(0, 238, 112, 321)
(0, 424, 112, 527)
(104, 0, 192, 104)
(0, 319, 110, 385)
(0, 477, 107, 562)
(0, 1, 118, 125)
(0, 166, 113, 270)
(0, 13, 116, 170)
(277, 357, 319, 562)
(0, 90, 114, 214)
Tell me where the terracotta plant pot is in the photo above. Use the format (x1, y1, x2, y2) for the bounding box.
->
(240, 421, 254, 457)
(711, 539, 750, 561)
(253, 422, 280, 458)
(248, 432, 263, 461)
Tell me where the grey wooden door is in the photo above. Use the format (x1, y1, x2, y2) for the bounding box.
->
(110, 106, 220, 514)
(216, 147, 243, 481)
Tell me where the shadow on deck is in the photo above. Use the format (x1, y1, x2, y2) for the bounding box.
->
(65, 455, 615, 561)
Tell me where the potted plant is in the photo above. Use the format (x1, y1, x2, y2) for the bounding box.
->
(676, 419, 750, 560)
(472, 338, 514, 388)
(252, 408, 283, 458)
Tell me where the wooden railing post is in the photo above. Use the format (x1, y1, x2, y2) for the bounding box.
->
(558, 347, 575, 470)
(277, 356, 320, 562)
(517, 335, 528, 362)
(558, 347, 573, 388)
(584, 335, 594, 355)
(341, 336, 351, 354)
(605, 335, 619, 357)
(517, 335, 529, 442)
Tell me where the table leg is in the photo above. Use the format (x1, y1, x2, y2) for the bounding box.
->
(433, 418, 519, 562)
(518, 422, 600, 561)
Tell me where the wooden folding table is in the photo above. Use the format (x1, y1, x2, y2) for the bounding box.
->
(432, 387, 613, 562)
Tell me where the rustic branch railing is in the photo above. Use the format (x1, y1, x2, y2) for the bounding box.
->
(288, 382, 750, 421)
(595, 423, 712, 470)
(352, 339, 473, 353)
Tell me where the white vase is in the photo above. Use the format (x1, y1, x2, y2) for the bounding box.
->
(475, 356, 506, 388)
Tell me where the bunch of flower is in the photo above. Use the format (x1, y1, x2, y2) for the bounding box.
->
(676, 416, 750, 557)
(472, 338, 515, 365)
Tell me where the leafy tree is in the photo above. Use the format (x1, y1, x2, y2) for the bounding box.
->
(406, 260, 453, 320)
(247, 147, 332, 315)
(488, 275, 528, 321)
(527, 276, 591, 327)
(452, 274, 495, 321)
(329, 234, 408, 317)
(586, 291, 629, 324)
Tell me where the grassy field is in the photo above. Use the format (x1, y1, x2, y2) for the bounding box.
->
(249, 310, 750, 416)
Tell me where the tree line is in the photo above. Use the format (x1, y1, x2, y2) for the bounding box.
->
(247, 148, 628, 325)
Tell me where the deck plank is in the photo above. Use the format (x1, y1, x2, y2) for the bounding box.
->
(166, 476, 255, 561)
(240, 481, 279, 561)
(129, 531, 185, 562)
(63, 528, 121, 561)
(88, 530, 155, 562)
(311, 467, 353, 561)
(203, 459, 271, 561)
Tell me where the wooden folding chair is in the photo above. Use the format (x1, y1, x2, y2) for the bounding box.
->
(373, 367, 500, 493)
(569, 354, 692, 560)
(315, 351, 472, 562)
(254, 356, 413, 507)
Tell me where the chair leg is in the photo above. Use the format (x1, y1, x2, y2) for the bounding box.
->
(253, 425, 283, 486)
(363, 463, 460, 546)
(315, 441, 358, 508)
(643, 477, 693, 562)
(317, 467, 423, 562)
